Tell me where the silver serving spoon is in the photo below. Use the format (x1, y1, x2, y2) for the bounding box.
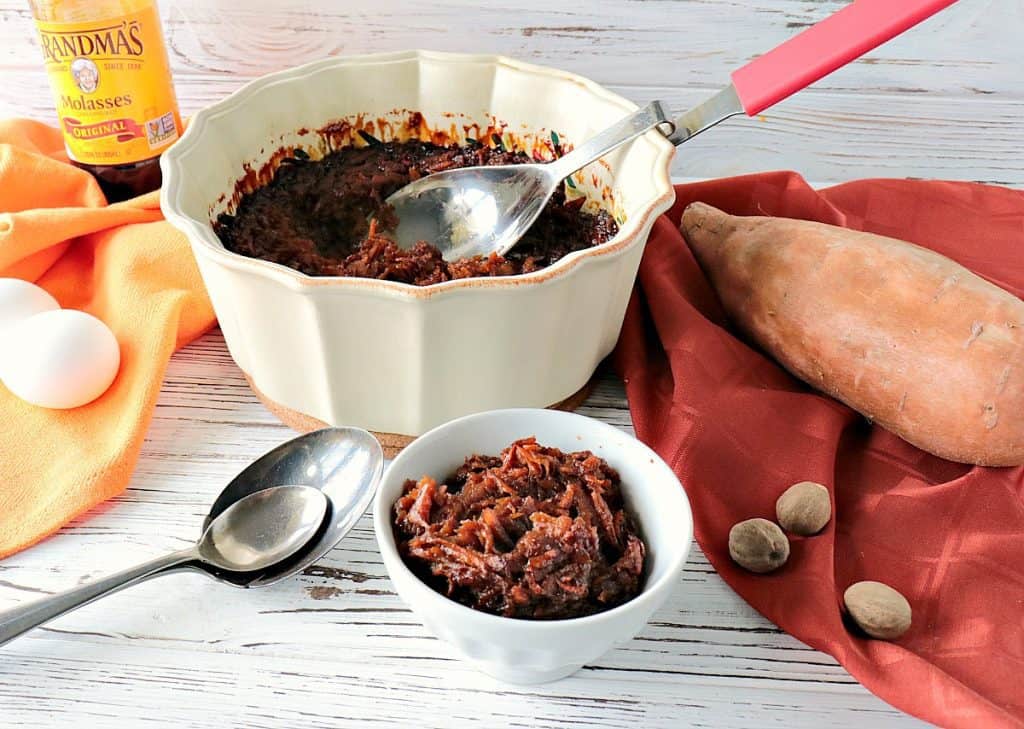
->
(0, 426, 383, 647)
(384, 99, 679, 262)
(385, 0, 954, 262)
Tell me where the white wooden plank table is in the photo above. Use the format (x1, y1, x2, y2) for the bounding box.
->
(0, 333, 926, 729)
(1, 1, 1020, 726)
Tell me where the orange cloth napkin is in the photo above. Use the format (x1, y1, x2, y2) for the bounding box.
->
(0, 119, 215, 559)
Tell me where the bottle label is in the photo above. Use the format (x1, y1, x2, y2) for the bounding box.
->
(35, 5, 183, 166)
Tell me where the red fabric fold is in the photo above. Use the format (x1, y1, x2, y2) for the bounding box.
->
(614, 172, 1024, 728)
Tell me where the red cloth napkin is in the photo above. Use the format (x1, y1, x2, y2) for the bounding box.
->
(614, 172, 1024, 728)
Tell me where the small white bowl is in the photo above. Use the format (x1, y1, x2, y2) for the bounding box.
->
(373, 408, 692, 684)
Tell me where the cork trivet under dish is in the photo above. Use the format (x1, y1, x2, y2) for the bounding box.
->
(244, 373, 597, 458)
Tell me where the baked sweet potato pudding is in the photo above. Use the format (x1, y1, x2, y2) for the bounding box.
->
(214, 139, 619, 285)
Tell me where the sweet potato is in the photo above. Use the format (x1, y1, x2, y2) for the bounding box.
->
(681, 202, 1024, 466)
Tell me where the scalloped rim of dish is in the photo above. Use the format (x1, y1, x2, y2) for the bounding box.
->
(160, 50, 676, 301)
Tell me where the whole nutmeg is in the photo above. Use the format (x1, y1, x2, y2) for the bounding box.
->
(776, 481, 831, 536)
(728, 518, 790, 573)
(843, 581, 912, 640)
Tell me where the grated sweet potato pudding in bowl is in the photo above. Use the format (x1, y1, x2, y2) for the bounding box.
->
(392, 437, 646, 619)
(373, 408, 691, 683)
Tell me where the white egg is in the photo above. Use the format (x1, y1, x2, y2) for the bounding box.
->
(0, 309, 120, 409)
(0, 278, 60, 335)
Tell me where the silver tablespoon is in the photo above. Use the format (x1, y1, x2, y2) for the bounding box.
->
(384, 0, 954, 262)
(0, 485, 326, 646)
(0, 426, 384, 646)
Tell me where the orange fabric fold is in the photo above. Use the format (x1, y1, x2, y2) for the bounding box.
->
(0, 119, 216, 559)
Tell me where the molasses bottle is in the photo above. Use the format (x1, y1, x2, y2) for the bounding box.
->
(29, 0, 183, 202)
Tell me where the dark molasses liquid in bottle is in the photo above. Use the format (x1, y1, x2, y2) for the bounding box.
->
(30, 0, 183, 202)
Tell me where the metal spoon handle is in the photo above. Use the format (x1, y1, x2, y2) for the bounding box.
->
(545, 100, 673, 181)
(0, 548, 197, 647)
(667, 85, 745, 146)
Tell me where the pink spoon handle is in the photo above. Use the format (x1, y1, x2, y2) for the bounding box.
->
(731, 0, 958, 116)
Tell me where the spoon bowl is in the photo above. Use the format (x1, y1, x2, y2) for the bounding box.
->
(386, 164, 552, 262)
(198, 485, 328, 573)
(203, 426, 384, 587)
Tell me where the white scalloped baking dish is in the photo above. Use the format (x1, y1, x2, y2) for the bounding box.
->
(161, 50, 675, 435)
